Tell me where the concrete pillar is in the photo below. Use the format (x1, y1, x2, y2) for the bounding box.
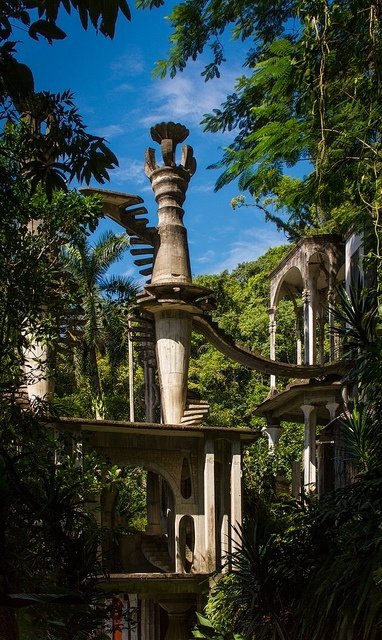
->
(296, 311, 303, 365)
(302, 289, 311, 365)
(23, 338, 54, 403)
(326, 401, 339, 422)
(146, 472, 162, 535)
(268, 307, 277, 391)
(262, 423, 283, 450)
(230, 439, 242, 556)
(308, 273, 318, 365)
(301, 404, 317, 492)
(291, 460, 302, 498)
(157, 599, 193, 640)
(141, 598, 156, 640)
(154, 309, 192, 424)
(220, 449, 230, 570)
(204, 438, 216, 572)
(192, 513, 204, 573)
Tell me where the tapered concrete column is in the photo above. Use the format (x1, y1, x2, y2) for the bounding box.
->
(262, 422, 283, 450)
(230, 439, 242, 555)
(158, 599, 193, 640)
(220, 452, 230, 570)
(326, 401, 339, 422)
(146, 472, 162, 535)
(204, 438, 216, 572)
(155, 309, 192, 424)
(301, 404, 317, 492)
(296, 313, 303, 365)
(308, 272, 318, 364)
(302, 289, 311, 365)
(268, 307, 277, 391)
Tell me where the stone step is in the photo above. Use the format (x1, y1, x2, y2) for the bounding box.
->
(139, 267, 153, 276)
(130, 237, 150, 245)
(182, 408, 209, 417)
(131, 247, 155, 255)
(134, 257, 154, 266)
(124, 206, 148, 218)
(186, 402, 209, 408)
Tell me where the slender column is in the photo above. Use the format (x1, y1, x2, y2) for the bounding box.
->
(220, 448, 230, 570)
(296, 312, 302, 365)
(175, 513, 183, 573)
(308, 272, 318, 365)
(268, 307, 277, 391)
(301, 404, 317, 492)
(128, 321, 135, 421)
(291, 460, 302, 498)
(302, 289, 311, 365)
(262, 422, 283, 450)
(204, 438, 216, 572)
(230, 439, 242, 557)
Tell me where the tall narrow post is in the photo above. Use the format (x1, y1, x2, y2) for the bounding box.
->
(301, 403, 317, 492)
(204, 437, 216, 572)
(268, 307, 277, 392)
(230, 439, 242, 557)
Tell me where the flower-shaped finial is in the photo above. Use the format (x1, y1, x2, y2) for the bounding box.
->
(150, 122, 189, 167)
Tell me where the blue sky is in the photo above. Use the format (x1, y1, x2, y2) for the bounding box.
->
(19, 3, 288, 279)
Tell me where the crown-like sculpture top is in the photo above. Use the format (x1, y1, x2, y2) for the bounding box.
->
(145, 122, 196, 176)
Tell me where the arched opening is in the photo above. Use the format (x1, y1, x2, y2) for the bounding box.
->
(178, 515, 195, 573)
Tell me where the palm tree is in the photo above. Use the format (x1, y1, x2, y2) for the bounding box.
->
(62, 230, 140, 419)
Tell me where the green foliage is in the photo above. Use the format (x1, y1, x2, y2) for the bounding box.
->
(192, 612, 244, 639)
(158, 0, 382, 242)
(190, 245, 293, 428)
(60, 231, 140, 419)
(0, 397, 113, 638)
(244, 423, 303, 502)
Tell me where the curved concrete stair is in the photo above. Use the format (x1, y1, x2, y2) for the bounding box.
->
(192, 314, 347, 378)
(181, 396, 210, 425)
(141, 535, 173, 573)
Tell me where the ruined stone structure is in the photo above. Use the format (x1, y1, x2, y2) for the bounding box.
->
(255, 231, 363, 494)
(40, 123, 354, 638)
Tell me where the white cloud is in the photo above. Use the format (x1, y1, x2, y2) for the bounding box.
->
(110, 52, 145, 78)
(111, 157, 146, 185)
(94, 124, 126, 139)
(209, 228, 287, 274)
(196, 249, 216, 264)
(191, 182, 214, 193)
(139, 65, 242, 127)
(114, 82, 135, 93)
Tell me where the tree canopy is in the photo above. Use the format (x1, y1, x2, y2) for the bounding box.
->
(152, 0, 382, 242)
